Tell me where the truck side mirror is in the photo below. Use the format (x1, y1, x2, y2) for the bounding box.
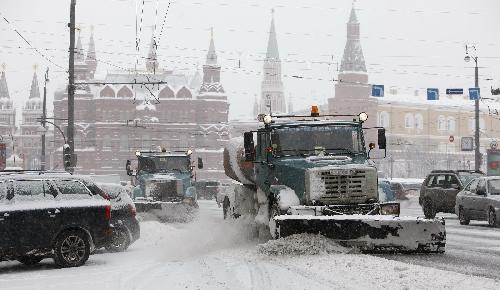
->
(378, 128, 387, 150)
(244, 132, 255, 161)
(198, 157, 204, 169)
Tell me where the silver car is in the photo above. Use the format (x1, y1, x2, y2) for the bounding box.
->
(455, 176, 500, 227)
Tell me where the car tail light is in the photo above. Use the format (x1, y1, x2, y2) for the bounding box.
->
(129, 204, 136, 217)
(105, 204, 111, 220)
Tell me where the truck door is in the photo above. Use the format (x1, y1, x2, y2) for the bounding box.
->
(430, 174, 446, 209)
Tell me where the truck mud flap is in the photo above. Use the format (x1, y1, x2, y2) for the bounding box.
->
(274, 215, 446, 253)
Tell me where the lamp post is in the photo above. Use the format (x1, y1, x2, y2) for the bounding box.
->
(40, 68, 49, 170)
(38, 120, 66, 169)
(464, 45, 480, 171)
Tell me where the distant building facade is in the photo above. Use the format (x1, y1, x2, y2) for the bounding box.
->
(52, 30, 229, 181)
(328, 5, 498, 178)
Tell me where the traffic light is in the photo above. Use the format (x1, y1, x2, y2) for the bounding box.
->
(63, 144, 71, 169)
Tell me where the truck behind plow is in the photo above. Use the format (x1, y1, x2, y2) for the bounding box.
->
(222, 108, 446, 253)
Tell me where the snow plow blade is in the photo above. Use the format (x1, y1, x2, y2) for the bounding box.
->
(134, 201, 198, 222)
(274, 215, 446, 253)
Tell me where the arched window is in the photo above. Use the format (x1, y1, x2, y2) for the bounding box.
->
(158, 86, 175, 99)
(378, 111, 390, 128)
(100, 85, 116, 98)
(415, 113, 424, 130)
(176, 87, 192, 99)
(117, 86, 133, 98)
(438, 115, 446, 131)
(447, 117, 456, 132)
(404, 113, 414, 128)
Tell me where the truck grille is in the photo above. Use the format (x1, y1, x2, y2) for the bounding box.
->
(320, 170, 366, 197)
(147, 180, 183, 201)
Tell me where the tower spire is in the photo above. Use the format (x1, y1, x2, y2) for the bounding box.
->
(266, 9, 280, 60)
(0, 64, 9, 99)
(75, 30, 85, 62)
(339, 2, 366, 72)
(206, 27, 218, 65)
(86, 26, 97, 78)
(29, 66, 40, 99)
(146, 28, 159, 73)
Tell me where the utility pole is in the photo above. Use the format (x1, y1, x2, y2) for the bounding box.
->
(464, 45, 480, 171)
(41, 68, 48, 171)
(67, 0, 76, 172)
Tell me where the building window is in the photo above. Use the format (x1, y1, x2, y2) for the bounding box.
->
(378, 111, 390, 128)
(100, 85, 116, 98)
(469, 118, 485, 132)
(117, 86, 133, 98)
(415, 113, 424, 130)
(438, 115, 446, 131)
(404, 113, 414, 128)
(447, 117, 456, 132)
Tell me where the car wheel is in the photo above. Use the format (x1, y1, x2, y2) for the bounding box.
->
(53, 230, 90, 268)
(488, 208, 498, 227)
(17, 256, 43, 266)
(459, 207, 470, 225)
(423, 199, 436, 219)
(105, 228, 130, 253)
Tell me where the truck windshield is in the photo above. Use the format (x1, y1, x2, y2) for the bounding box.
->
(271, 124, 363, 157)
(139, 156, 190, 173)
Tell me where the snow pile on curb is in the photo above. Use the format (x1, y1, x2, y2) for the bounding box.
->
(258, 234, 354, 255)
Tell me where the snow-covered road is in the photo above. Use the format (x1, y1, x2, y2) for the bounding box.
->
(382, 197, 500, 280)
(1, 200, 499, 289)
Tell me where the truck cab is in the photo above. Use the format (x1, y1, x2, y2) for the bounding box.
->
(126, 149, 203, 212)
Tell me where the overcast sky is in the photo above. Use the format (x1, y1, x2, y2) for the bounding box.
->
(1, 0, 499, 121)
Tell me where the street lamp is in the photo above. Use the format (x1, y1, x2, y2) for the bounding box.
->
(464, 44, 480, 171)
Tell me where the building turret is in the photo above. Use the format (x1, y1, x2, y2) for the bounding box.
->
(260, 10, 285, 114)
(0, 65, 10, 99)
(199, 28, 225, 98)
(75, 31, 85, 63)
(146, 32, 159, 73)
(85, 27, 97, 78)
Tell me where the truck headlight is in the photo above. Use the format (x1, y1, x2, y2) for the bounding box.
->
(380, 203, 400, 216)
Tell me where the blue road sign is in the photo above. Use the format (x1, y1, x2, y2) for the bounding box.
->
(446, 88, 464, 95)
(372, 85, 384, 97)
(469, 87, 480, 100)
(427, 88, 439, 100)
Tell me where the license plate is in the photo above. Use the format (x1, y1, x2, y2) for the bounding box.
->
(329, 169, 352, 175)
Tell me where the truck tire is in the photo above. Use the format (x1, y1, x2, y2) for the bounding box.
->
(268, 202, 280, 239)
(53, 229, 90, 268)
(105, 228, 130, 253)
(17, 256, 43, 266)
(223, 197, 231, 219)
(488, 208, 498, 228)
(459, 207, 470, 225)
(423, 199, 436, 219)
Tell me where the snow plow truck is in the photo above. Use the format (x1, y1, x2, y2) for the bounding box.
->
(126, 149, 203, 221)
(223, 107, 446, 253)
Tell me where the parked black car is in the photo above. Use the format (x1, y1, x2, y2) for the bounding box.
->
(420, 170, 484, 218)
(455, 176, 500, 227)
(0, 174, 112, 267)
(97, 183, 140, 252)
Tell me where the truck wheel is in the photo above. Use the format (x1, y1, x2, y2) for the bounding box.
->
(488, 208, 498, 227)
(223, 197, 231, 219)
(459, 207, 470, 225)
(53, 229, 90, 268)
(105, 228, 130, 253)
(17, 256, 43, 266)
(268, 202, 280, 239)
(423, 199, 436, 219)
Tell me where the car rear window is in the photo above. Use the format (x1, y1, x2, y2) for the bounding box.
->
(13, 180, 49, 200)
(53, 180, 92, 198)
